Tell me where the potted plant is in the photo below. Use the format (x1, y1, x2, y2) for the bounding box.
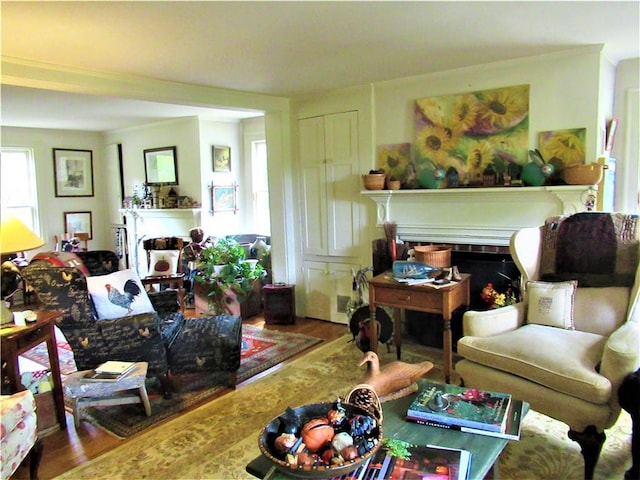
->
(194, 238, 265, 315)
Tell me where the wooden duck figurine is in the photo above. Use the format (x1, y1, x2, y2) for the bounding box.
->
(358, 351, 434, 401)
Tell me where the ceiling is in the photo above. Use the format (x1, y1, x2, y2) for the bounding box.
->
(1, 1, 639, 132)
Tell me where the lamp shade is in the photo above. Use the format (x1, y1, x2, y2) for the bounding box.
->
(0, 213, 45, 254)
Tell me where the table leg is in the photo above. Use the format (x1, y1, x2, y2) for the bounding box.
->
(394, 308, 402, 360)
(369, 303, 378, 354)
(46, 324, 67, 429)
(442, 313, 453, 384)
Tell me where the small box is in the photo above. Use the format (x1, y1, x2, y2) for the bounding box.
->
(263, 284, 296, 325)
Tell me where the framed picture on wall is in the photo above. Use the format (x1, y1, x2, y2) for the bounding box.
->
(144, 146, 178, 185)
(208, 183, 238, 215)
(212, 145, 231, 172)
(53, 148, 94, 197)
(64, 211, 93, 239)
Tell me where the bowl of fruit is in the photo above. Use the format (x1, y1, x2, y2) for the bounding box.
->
(258, 400, 382, 478)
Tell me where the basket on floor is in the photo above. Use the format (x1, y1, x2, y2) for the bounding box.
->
(414, 245, 451, 268)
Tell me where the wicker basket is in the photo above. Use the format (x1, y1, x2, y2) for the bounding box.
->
(414, 245, 451, 268)
(363, 173, 386, 190)
(560, 163, 604, 185)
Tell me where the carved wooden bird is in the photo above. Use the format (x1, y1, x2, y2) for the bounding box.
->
(358, 351, 434, 401)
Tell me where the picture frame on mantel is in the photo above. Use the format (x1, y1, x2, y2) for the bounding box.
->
(212, 145, 231, 172)
(53, 148, 94, 197)
(64, 211, 93, 239)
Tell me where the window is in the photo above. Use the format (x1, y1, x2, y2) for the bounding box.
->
(251, 140, 270, 235)
(0, 148, 40, 234)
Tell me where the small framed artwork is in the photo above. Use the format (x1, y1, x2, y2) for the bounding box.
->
(53, 148, 94, 197)
(212, 145, 231, 172)
(144, 146, 178, 185)
(208, 182, 238, 215)
(64, 211, 93, 239)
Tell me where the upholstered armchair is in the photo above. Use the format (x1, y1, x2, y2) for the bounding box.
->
(0, 390, 42, 480)
(22, 250, 242, 393)
(456, 212, 639, 479)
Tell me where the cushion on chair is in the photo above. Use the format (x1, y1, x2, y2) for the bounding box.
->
(573, 286, 630, 335)
(148, 250, 180, 276)
(87, 269, 155, 319)
(0, 390, 38, 480)
(456, 324, 611, 403)
(526, 280, 577, 329)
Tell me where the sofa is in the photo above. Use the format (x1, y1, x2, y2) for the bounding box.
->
(22, 251, 242, 393)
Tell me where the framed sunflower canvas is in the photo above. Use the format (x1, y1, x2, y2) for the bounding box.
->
(538, 128, 586, 169)
(415, 84, 530, 187)
(377, 143, 412, 187)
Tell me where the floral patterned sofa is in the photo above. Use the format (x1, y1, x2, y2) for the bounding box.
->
(22, 251, 242, 394)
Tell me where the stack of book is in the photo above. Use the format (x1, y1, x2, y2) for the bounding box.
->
(81, 361, 137, 382)
(406, 381, 525, 440)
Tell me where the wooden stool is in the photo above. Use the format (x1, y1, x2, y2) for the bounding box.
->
(63, 362, 152, 427)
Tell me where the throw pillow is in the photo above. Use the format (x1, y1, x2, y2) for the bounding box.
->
(526, 280, 577, 329)
(148, 250, 180, 276)
(86, 269, 155, 320)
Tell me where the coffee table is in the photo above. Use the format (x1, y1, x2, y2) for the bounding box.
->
(246, 379, 524, 479)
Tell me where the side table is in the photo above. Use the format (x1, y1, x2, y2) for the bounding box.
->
(0, 310, 67, 429)
(263, 283, 296, 324)
(368, 273, 471, 383)
(64, 362, 151, 427)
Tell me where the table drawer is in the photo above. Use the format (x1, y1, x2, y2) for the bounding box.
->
(374, 287, 441, 309)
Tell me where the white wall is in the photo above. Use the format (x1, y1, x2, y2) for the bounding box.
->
(1, 126, 106, 251)
(612, 58, 640, 213)
(197, 118, 243, 237)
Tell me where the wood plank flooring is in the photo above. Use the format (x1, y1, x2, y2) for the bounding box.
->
(12, 314, 348, 480)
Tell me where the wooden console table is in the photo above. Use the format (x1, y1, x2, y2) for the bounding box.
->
(1, 310, 67, 429)
(368, 273, 471, 383)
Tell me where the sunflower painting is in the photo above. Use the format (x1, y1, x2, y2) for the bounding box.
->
(538, 128, 586, 169)
(415, 84, 530, 186)
(377, 143, 412, 186)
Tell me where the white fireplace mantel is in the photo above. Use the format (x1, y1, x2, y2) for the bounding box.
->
(361, 185, 591, 246)
(119, 208, 201, 275)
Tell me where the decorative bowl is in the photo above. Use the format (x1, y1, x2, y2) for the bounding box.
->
(258, 401, 383, 478)
(560, 163, 604, 185)
(363, 173, 386, 190)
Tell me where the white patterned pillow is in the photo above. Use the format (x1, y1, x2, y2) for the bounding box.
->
(526, 280, 577, 329)
(148, 250, 180, 276)
(87, 269, 155, 320)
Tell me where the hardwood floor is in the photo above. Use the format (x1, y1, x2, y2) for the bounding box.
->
(12, 314, 348, 480)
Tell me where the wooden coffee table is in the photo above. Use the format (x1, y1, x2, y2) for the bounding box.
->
(246, 378, 521, 479)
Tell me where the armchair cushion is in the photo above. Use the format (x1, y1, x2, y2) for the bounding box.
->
(86, 268, 155, 319)
(0, 390, 38, 480)
(573, 286, 629, 335)
(526, 280, 576, 329)
(457, 324, 610, 403)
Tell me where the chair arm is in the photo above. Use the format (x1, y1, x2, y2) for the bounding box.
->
(600, 319, 640, 404)
(462, 303, 526, 337)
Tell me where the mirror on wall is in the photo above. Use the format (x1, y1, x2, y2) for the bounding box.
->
(144, 146, 178, 185)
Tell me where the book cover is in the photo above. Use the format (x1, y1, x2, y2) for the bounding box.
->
(366, 440, 471, 480)
(407, 399, 525, 441)
(94, 361, 136, 375)
(407, 381, 511, 433)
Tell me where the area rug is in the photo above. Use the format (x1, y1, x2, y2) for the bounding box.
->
(57, 335, 633, 480)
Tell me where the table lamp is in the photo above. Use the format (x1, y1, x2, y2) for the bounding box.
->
(1, 212, 45, 324)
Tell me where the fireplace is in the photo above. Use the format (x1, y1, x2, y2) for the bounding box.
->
(363, 185, 590, 348)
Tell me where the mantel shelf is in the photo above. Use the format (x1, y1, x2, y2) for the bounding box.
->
(361, 185, 592, 246)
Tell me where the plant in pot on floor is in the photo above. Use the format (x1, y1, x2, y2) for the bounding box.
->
(194, 238, 265, 316)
